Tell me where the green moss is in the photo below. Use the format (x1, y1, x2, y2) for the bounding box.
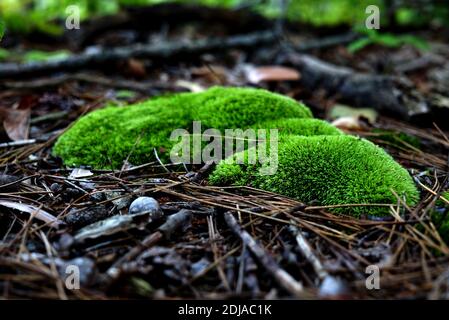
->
(54, 85, 419, 217)
(182, 118, 339, 165)
(209, 135, 419, 216)
(192, 87, 312, 129)
(254, 118, 343, 137)
(53, 86, 312, 168)
(436, 191, 449, 208)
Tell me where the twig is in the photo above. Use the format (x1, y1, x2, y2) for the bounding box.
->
(0, 139, 37, 149)
(289, 225, 328, 281)
(188, 160, 216, 183)
(224, 211, 304, 297)
(153, 148, 171, 174)
(286, 32, 359, 52)
(106, 209, 192, 279)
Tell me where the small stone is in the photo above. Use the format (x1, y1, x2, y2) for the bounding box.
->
(318, 276, 348, 298)
(129, 196, 163, 221)
(50, 182, 62, 193)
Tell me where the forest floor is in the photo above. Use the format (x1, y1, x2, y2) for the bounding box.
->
(0, 3, 448, 299)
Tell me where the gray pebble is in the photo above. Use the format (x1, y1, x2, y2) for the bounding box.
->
(129, 196, 163, 221)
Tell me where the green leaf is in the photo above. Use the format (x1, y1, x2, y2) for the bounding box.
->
(400, 35, 429, 50)
(376, 34, 403, 47)
(0, 48, 10, 61)
(23, 50, 71, 63)
(349, 29, 429, 53)
(0, 19, 5, 40)
(347, 37, 373, 53)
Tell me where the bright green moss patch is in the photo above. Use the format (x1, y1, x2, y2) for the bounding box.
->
(254, 118, 343, 137)
(54, 85, 419, 217)
(436, 191, 449, 208)
(53, 86, 312, 168)
(191, 87, 312, 130)
(209, 135, 419, 216)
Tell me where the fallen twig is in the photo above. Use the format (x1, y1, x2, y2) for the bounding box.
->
(224, 211, 304, 298)
(278, 51, 430, 119)
(106, 209, 192, 279)
(289, 225, 328, 281)
(0, 139, 37, 149)
(0, 31, 276, 77)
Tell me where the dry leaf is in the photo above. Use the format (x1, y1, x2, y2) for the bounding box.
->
(1, 108, 31, 141)
(331, 116, 364, 130)
(175, 80, 205, 92)
(69, 168, 94, 179)
(191, 65, 228, 83)
(245, 66, 300, 84)
(0, 199, 62, 228)
(126, 58, 146, 78)
(329, 104, 378, 124)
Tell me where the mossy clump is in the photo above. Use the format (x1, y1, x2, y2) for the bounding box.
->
(53, 86, 312, 168)
(254, 118, 343, 137)
(54, 85, 419, 217)
(436, 191, 449, 208)
(209, 135, 419, 216)
(192, 87, 312, 129)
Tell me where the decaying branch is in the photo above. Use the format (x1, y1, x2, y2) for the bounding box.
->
(0, 31, 276, 78)
(278, 51, 430, 119)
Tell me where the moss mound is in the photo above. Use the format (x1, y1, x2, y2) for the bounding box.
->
(53, 86, 312, 168)
(254, 118, 343, 137)
(209, 135, 419, 216)
(54, 85, 419, 216)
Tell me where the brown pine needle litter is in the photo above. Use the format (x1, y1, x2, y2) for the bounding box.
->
(0, 118, 448, 300)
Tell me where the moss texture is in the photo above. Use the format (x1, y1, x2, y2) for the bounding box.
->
(53, 86, 312, 168)
(209, 135, 419, 216)
(54, 85, 419, 216)
(254, 118, 343, 137)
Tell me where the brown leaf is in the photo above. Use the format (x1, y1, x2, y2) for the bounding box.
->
(126, 58, 146, 78)
(245, 66, 300, 84)
(331, 116, 365, 130)
(3, 108, 31, 141)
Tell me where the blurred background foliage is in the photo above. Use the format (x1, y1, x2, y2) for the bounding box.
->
(0, 0, 448, 37)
